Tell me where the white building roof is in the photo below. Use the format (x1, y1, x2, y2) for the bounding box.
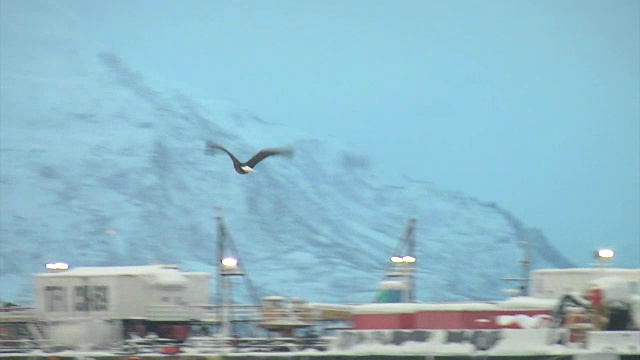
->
(351, 296, 559, 315)
(35, 264, 210, 287)
(532, 268, 640, 276)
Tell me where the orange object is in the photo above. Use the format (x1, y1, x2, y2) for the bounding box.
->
(161, 346, 180, 355)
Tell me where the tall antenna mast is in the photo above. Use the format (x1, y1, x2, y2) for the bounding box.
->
(501, 240, 532, 296)
(214, 209, 260, 337)
(405, 218, 417, 302)
(383, 218, 418, 302)
(519, 240, 532, 295)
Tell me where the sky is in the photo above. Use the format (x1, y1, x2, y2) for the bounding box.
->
(1, 0, 639, 267)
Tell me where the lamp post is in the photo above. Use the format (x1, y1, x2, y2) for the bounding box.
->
(45, 262, 69, 271)
(220, 256, 242, 339)
(389, 255, 416, 302)
(594, 249, 614, 268)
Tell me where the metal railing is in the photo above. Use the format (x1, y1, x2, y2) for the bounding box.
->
(0, 307, 37, 323)
(3, 303, 326, 324)
(144, 303, 262, 322)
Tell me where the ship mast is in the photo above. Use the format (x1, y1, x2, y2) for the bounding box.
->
(214, 211, 260, 337)
(502, 240, 532, 296)
(384, 218, 418, 302)
(519, 240, 532, 295)
(216, 214, 239, 338)
(404, 218, 417, 302)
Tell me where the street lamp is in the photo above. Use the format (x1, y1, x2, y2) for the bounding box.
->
(390, 255, 416, 264)
(595, 249, 614, 259)
(220, 256, 243, 276)
(45, 262, 69, 271)
(594, 248, 614, 268)
(387, 255, 416, 302)
(221, 257, 238, 268)
(219, 256, 243, 338)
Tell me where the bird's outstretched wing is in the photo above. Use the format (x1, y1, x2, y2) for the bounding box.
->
(246, 148, 293, 168)
(205, 141, 241, 164)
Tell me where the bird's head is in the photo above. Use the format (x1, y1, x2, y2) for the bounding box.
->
(241, 165, 255, 173)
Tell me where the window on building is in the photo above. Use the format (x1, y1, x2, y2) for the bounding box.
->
(44, 286, 67, 312)
(93, 286, 109, 311)
(74, 285, 110, 311)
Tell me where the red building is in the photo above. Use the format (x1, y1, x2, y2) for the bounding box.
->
(352, 300, 555, 330)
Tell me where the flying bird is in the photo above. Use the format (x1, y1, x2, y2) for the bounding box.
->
(205, 141, 293, 174)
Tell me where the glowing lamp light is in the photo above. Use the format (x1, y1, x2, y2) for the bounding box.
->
(596, 249, 615, 259)
(221, 257, 238, 268)
(45, 262, 69, 271)
(391, 256, 416, 263)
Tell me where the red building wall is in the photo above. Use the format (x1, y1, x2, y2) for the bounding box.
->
(413, 310, 465, 329)
(353, 313, 408, 329)
(354, 309, 553, 330)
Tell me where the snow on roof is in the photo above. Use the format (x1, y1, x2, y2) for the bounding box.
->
(532, 268, 640, 276)
(36, 264, 180, 277)
(353, 302, 497, 314)
(35, 264, 209, 286)
(496, 296, 558, 310)
(352, 296, 558, 314)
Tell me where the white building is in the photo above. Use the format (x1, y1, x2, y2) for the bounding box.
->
(34, 264, 211, 321)
(529, 268, 640, 299)
(33, 264, 211, 347)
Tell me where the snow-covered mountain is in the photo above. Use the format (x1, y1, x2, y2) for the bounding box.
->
(0, 1, 574, 304)
(0, 50, 574, 305)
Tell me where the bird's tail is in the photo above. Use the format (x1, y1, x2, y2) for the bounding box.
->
(281, 148, 294, 158)
(204, 141, 221, 156)
(205, 141, 217, 149)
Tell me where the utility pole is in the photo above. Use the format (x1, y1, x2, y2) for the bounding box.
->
(215, 213, 246, 339)
(405, 218, 417, 302)
(519, 240, 532, 295)
(384, 218, 418, 302)
(501, 240, 532, 296)
(215, 215, 229, 337)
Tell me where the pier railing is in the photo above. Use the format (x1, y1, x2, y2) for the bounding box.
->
(144, 303, 262, 323)
(0, 306, 37, 323)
